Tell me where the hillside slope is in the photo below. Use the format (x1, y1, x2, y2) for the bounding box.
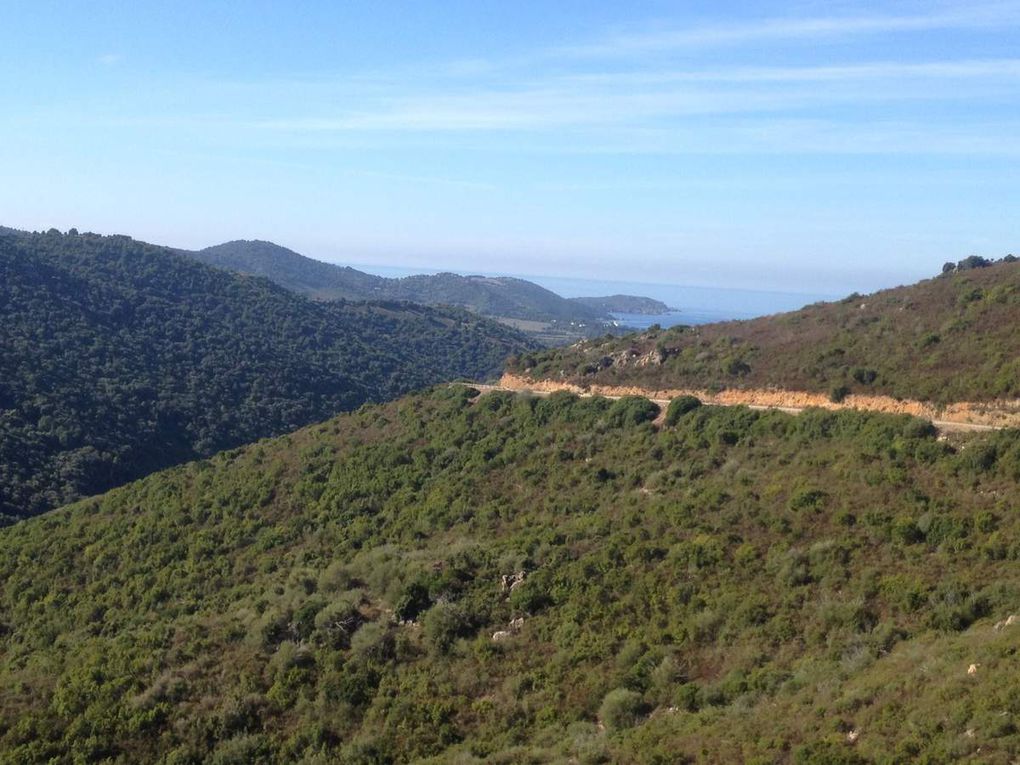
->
(569, 294, 673, 314)
(192, 240, 612, 324)
(193, 240, 380, 300)
(0, 228, 533, 520)
(2, 386, 1019, 762)
(508, 258, 1020, 405)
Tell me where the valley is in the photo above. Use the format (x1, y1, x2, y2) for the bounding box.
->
(4, 5, 1020, 763)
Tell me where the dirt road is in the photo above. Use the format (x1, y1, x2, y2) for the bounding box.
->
(463, 380, 1005, 434)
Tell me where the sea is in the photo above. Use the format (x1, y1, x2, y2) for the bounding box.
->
(351, 264, 840, 328)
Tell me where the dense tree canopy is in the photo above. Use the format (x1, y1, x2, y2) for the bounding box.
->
(0, 228, 533, 520)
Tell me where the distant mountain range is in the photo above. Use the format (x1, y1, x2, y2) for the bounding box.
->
(188, 240, 671, 340)
(0, 227, 534, 520)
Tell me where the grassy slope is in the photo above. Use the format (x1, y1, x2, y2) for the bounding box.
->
(507, 261, 1020, 404)
(0, 229, 534, 519)
(2, 387, 1020, 763)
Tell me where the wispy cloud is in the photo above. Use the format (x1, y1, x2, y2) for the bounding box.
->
(73, 6, 1020, 162)
(563, 59, 1020, 86)
(248, 56, 1020, 139)
(554, 3, 1020, 57)
(97, 53, 123, 66)
(556, 119, 1020, 158)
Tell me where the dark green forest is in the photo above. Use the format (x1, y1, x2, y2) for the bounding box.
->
(0, 229, 533, 521)
(2, 386, 1020, 762)
(509, 256, 1020, 404)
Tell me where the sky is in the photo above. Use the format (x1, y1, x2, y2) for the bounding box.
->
(1, 0, 1018, 294)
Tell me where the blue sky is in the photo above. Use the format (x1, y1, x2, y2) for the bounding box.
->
(1, 1, 1018, 293)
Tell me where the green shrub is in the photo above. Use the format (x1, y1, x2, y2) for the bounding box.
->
(598, 688, 644, 731)
(207, 734, 274, 765)
(829, 385, 851, 403)
(665, 395, 702, 425)
(421, 602, 473, 653)
(313, 599, 362, 649)
(394, 581, 431, 622)
(606, 396, 660, 427)
(851, 368, 877, 385)
(793, 740, 868, 765)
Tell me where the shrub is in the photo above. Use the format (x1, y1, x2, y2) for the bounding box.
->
(606, 396, 660, 427)
(789, 489, 828, 513)
(421, 602, 473, 653)
(851, 368, 877, 385)
(829, 385, 851, 404)
(207, 734, 274, 765)
(892, 516, 924, 544)
(960, 443, 998, 473)
(957, 255, 991, 271)
(665, 395, 702, 425)
(793, 740, 868, 765)
(724, 358, 751, 376)
(313, 599, 362, 649)
(394, 581, 431, 622)
(598, 688, 644, 731)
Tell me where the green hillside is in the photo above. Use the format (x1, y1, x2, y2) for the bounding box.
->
(2, 385, 1019, 762)
(191, 240, 612, 324)
(192, 240, 381, 301)
(0, 228, 533, 521)
(569, 295, 673, 315)
(508, 257, 1020, 404)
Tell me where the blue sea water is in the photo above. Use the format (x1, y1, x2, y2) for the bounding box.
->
(350, 263, 840, 327)
(530, 275, 837, 327)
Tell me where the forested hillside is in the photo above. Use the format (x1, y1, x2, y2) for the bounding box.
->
(569, 295, 673, 315)
(191, 240, 614, 323)
(193, 240, 379, 301)
(508, 257, 1020, 405)
(2, 386, 1020, 762)
(0, 228, 533, 521)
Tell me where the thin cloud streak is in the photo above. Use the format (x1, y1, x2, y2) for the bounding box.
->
(250, 63, 1020, 138)
(563, 59, 1020, 85)
(545, 120, 1020, 158)
(554, 2, 1020, 57)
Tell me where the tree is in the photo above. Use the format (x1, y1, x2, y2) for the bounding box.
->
(665, 395, 702, 425)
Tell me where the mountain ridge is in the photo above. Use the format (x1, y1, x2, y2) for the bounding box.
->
(189, 240, 675, 339)
(0, 227, 534, 520)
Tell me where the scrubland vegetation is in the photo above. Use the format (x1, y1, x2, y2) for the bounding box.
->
(508, 257, 1020, 404)
(2, 386, 1019, 762)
